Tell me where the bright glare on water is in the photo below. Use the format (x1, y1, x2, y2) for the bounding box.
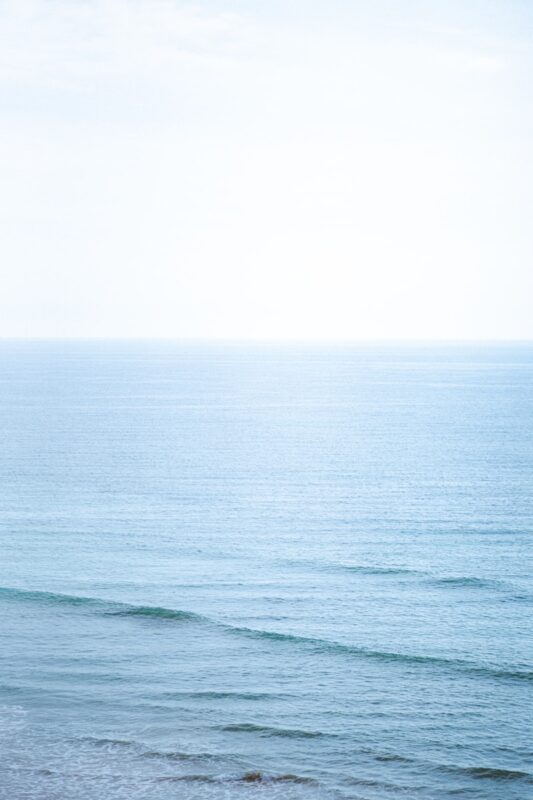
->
(0, 342, 532, 799)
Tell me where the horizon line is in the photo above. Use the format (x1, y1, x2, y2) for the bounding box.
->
(1, 337, 532, 345)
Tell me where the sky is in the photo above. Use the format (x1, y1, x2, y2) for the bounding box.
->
(1, 0, 532, 340)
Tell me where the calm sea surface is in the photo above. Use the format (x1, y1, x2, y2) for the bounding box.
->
(0, 342, 532, 800)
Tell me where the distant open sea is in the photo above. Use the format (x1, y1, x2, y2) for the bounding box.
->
(0, 341, 532, 799)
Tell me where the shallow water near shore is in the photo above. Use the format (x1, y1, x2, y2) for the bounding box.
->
(0, 341, 532, 799)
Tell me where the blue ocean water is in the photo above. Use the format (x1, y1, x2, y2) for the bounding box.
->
(0, 341, 532, 800)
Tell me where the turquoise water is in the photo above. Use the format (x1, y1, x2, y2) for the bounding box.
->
(0, 342, 532, 799)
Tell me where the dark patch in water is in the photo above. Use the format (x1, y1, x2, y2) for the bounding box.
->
(240, 772, 316, 784)
(105, 605, 199, 622)
(156, 774, 218, 784)
(374, 752, 413, 763)
(220, 722, 327, 739)
(160, 690, 281, 701)
(241, 772, 267, 783)
(156, 771, 317, 785)
(430, 576, 508, 590)
(459, 766, 533, 782)
(340, 565, 422, 576)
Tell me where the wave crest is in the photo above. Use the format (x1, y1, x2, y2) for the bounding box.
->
(2, 584, 531, 683)
(220, 723, 328, 739)
(0, 586, 202, 623)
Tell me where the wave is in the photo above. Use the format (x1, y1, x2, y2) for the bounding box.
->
(142, 749, 225, 763)
(105, 605, 199, 622)
(219, 722, 328, 739)
(238, 772, 317, 784)
(343, 775, 414, 790)
(0, 586, 107, 608)
(283, 559, 423, 577)
(430, 576, 510, 590)
(430, 576, 533, 603)
(373, 752, 413, 763)
(2, 585, 531, 683)
(328, 564, 422, 576)
(367, 749, 533, 784)
(156, 771, 316, 785)
(0, 586, 203, 623)
(32, 768, 316, 788)
(79, 737, 230, 765)
(159, 690, 282, 701)
(140, 750, 217, 762)
(445, 764, 533, 783)
(232, 625, 533, 682)
(81, 737, 134, 747)
(79, 738, 317, 784)
(466, 766, 532, 781)
(510, 593, 533, 603)
(31, 731, 533, 791)
(155, 774, 218, 784)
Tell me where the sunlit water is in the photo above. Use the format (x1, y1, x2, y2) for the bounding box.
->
(0, 342, 532, 799)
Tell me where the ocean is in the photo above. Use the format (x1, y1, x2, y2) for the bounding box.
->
(0, 341, 531, 799)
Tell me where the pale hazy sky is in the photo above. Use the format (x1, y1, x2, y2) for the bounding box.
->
(1, 0, 532, 339)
